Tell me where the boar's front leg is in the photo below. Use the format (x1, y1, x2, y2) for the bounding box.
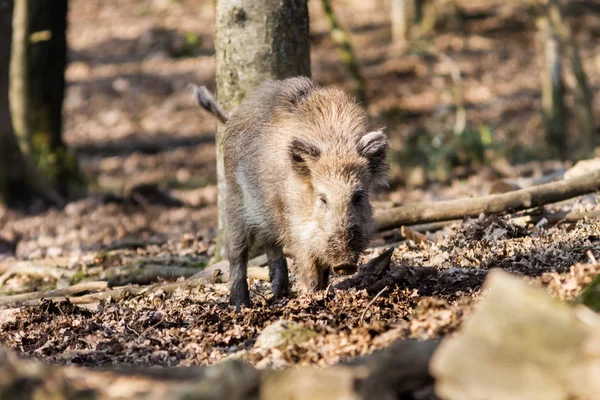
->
(319, 267, 330, 290)
(227, 219, 251, 309)
(266, 244, 289, 299)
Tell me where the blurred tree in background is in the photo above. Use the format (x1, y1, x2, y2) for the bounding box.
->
(1, 0, 84, 209)
(537, 0, 595, 159)
(9, 0, 86, 202)
(392, 0, 436, 45)
(386, 0, 596, 184)
(0, 0, 65, 208)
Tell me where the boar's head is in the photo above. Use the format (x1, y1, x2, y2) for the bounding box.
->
(287, 126, 389, 275)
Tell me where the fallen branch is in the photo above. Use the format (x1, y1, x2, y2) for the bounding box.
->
(189, 253, 285, 283)
(0, 281, 108, 307)
(512, 208, 600, 227)
(374, 170, 600, 231)
(100, 264, 202, 287)
(0, 264, 268, 307)
(0, 262, 76, 287)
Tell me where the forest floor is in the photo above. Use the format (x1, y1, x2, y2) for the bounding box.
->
(0, 0, 600, 373)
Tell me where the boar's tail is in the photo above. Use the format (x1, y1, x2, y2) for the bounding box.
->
(189, 84, 229, 124)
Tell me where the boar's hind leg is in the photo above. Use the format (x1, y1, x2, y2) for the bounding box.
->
(227, 225, 251, 308)
(266, 244, 289, 299)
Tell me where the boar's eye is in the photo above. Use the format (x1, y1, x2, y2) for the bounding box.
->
(352, 191, 366, 207)
(317, 195, 328, 207)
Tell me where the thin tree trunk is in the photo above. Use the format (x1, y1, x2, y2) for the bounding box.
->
(547, 0, 595, 158)
(8, 0, 29, 155)
(391, 0, 435, 46)
(391, 0, 412, 45)
(212, 0, 311, 263)
(415, 0, 436, 37)
(538, 15, 567, 159)
(9, 0, 85, 199)
(321, 0, 367, 104)
(0, 0, 63, 208)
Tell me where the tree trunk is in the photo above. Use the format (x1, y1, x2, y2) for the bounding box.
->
(547, 0, 595, 159)
(415, 0, 436, 37)
(211, 0, 311, 263)
(0, 0, 63, 208)
(9, 0, 85, 200)
(321, 0, 367, 104)
(538, 15, 567, 159)
(391, 0, 412, 45)
(8, 0, 29, 155)
(392, 0, 435, 45)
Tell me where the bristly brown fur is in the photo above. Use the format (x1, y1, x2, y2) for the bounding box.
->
(207, 76, 389, 308)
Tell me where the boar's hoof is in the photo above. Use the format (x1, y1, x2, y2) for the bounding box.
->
(229, 286, 251, 310)
(271, 272, 289, 300)
(332, 263, 358, 276)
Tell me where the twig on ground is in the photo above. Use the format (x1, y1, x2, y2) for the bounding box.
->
(400, 226, 432, 243)
(360, 286, 388, 322)
(249, 287, 269, 303)
(587, 250, 597, 265)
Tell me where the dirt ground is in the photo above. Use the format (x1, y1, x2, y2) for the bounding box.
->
(1, 0, 600, 373)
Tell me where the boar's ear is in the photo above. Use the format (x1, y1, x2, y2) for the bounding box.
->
(357, 130, 389, 185)
(289, 138, 321, 177)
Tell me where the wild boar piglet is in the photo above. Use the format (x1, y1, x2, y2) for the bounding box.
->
(194, 77, 388, 307)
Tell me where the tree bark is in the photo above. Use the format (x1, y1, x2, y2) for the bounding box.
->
(0, 0, 63, 208)
(211, 0, 311, 263)
(9, 0, 85, 200)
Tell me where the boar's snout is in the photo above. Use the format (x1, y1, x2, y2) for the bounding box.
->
(332, 263, 358, 275)
(326, 224, 368, 275)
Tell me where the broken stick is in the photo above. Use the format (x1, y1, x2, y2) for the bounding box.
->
(374, 170, 600, 231)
